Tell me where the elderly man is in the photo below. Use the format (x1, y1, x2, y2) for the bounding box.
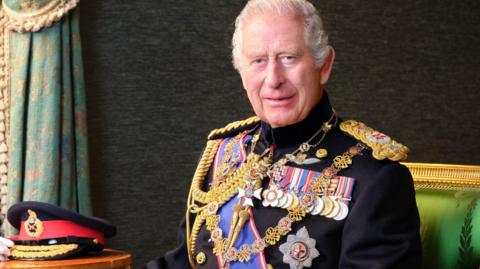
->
(141, 0, 421, 268)
(150, 0, 422, 268)
(142, 0, 421, 268)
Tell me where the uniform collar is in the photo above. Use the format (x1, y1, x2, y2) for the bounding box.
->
(260, 92, 334, 149)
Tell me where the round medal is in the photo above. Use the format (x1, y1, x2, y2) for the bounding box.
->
(282, 193, 293, 209)
(311, 196, 324, 215)
(305, 203, 315, 214)
(334, 202, 349, 221)
(262, 188, 279, 207)
(277, 191, 288, 208)
(300, 193, 314, 208)
(320, 196, 334, 216)
(289, 194, 299, 209)
(326, 200, 340, 218)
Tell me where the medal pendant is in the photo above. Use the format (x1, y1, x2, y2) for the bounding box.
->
(325, 199, 341, 219)
(333, 202, 349, 221)
(311, 196, 324, 215)
(320, 196, 334, 216)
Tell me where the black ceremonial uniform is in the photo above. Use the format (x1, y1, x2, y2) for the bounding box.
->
(142, 94, 422, 269)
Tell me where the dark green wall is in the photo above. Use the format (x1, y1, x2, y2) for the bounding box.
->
(79, 1, 480, 267)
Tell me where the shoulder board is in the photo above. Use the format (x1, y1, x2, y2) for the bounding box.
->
(340, 120, 409, 161)
(208, 116, 260, 140)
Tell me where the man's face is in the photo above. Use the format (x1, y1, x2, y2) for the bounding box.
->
(238, 14, 329, 128)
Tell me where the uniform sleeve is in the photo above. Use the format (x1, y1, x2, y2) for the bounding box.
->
(140, 217, 192, 269)
(339, 163, 422, 268)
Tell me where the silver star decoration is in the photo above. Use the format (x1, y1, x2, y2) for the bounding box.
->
(279, 226, 320, 269)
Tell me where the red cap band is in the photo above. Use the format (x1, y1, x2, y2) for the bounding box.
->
(18, 220, 105, 245)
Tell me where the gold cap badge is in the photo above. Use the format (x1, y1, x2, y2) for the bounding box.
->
(24, 209, 44, 238)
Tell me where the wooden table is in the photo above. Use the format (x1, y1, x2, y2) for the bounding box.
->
(0, 249, 131, 269)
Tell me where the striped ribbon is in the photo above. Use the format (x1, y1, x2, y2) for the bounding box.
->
(272, 165, 356, 204)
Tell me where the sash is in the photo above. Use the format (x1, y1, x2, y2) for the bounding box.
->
(212, 130, 267, 268)
(213, 133, 252, 176)
(216, 196, 268, 269)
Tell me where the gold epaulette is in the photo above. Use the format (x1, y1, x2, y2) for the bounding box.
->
(207, 116, 260, 140)
(340, 120, 409, 161)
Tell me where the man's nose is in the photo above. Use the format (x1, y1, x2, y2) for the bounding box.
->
(266, 61, 284, 89)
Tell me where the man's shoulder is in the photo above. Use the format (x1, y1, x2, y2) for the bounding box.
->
(339, 119, 409, 162)
(207, 116, 260, 140)
(336, 119, 412, 185)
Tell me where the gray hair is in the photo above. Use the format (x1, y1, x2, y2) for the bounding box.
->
(232, 0, 330, 70)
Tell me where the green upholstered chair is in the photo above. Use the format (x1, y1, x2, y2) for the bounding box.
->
(404, 163, 480, 269)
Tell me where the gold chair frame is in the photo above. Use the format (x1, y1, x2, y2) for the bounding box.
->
(403, 162, 480, 190)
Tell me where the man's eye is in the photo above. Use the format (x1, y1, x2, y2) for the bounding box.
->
(253, 58, 264, 64)
(281, 55, 296, 63)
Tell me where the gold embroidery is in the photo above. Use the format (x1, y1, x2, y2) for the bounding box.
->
(207, 116, 260, 140)
(10, 244, 79, 259)
(340, 120, 409, 161)
(24, 209, 44, 238)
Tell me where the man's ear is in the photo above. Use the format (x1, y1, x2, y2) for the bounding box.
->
(319, 46, 335, 86)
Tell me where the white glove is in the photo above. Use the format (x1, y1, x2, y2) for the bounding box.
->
(0, 237, 13, 261)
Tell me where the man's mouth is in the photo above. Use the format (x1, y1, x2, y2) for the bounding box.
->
(263, 96, 294, 107)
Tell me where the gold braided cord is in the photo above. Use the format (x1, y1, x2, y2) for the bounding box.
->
(192, 154, 262, 205)
(188, 154, 265, 262)
(10, 244, 79, 259)
(189, 210, 207, 260)
(403, 162, 480, 190)
(340, 120, 409, 161)
(186, 138, 264, 265)
(189, 140, 221, 204)
(186, 139, 221, 267)
(207, 116, 260, 140)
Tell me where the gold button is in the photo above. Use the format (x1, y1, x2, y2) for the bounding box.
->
(267, 264, 274, 269)
(316, 148, 328, 158)
(196, 252, 207, 265)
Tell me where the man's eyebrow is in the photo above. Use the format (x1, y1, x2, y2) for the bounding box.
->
(279, 48, 304, 56)
(244, 48, 304, 58)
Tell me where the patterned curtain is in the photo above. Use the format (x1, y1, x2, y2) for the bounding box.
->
(0, 0, 91, 235)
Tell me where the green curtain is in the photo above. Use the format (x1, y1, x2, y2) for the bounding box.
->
(0, 1, 91, 235)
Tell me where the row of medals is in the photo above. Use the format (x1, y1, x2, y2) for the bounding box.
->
(255, 119, 349, 221)
(261, 183, 349, 221)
